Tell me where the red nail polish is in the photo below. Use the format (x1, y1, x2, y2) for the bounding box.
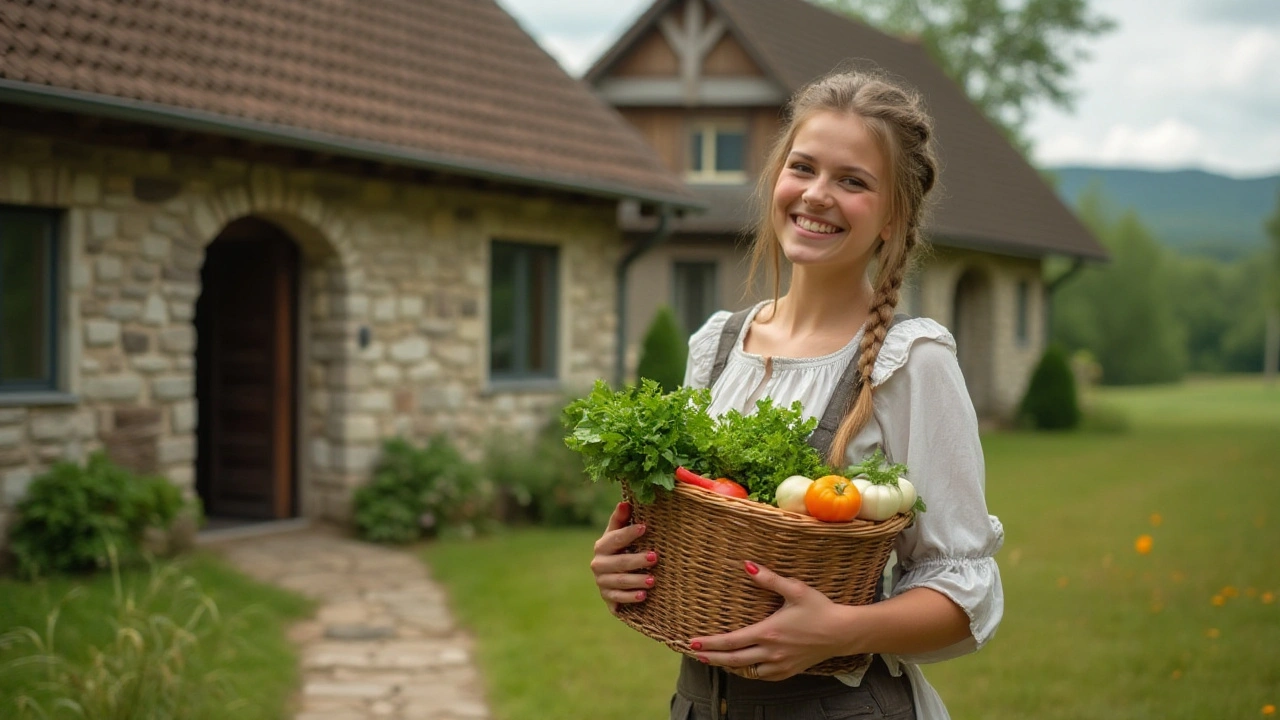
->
(635, 590, 647, 601)
(636, 524, 646, 534)
(620, 502, 631, 512)
(645, 551, 657, 563)
(690, 641, 702, 651)
(698, 655, 709, 664)
(645, 575, 655, 587)
(744, 561, 759, 576)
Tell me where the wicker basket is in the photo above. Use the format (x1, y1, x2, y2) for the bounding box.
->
(617, 482, 911, 676)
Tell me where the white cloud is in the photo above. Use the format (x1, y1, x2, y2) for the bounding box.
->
(1034, 119, 1207, 169)
(1221, 28, 1280, 86)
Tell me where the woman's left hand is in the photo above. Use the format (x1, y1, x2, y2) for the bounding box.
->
(688, 561, 858, 681)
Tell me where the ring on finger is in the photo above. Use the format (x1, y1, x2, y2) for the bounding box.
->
(742, 663, 759, 680)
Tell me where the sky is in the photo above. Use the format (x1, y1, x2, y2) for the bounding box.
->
(495, 0, 1280, 179)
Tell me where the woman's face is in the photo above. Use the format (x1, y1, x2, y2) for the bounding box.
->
(771, 110, 893, 275)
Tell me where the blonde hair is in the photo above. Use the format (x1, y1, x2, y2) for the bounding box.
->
(746, 68, 939, 466)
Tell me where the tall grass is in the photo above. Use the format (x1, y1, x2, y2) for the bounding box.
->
(425, 377, 1280, 720)
(0, 550, 312, 720)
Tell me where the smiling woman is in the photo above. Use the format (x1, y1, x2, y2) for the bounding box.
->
(588, 67, 1003, 720)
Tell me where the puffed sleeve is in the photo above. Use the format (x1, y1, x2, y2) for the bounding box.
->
(871, 334, 1005, 665)
(682, 310, 732, 390)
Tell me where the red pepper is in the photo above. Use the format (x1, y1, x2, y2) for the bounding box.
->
(674, 466, 748, 499)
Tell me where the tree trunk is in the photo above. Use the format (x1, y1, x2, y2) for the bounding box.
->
(1266, 309, 1280, 385)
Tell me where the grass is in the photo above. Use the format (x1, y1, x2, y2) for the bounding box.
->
(424, 376, 1280, 720)
(0, 551, 314, 719)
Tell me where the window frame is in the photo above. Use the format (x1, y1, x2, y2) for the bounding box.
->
(487, 239, 561, 386)
(0, 205, 61, 395)
(685, 121, 748, 184)
(1015, 279, 1031, 347)
(671, 259, 719, 338)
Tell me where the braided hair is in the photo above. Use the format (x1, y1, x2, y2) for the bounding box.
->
(745, 68, 940, 467)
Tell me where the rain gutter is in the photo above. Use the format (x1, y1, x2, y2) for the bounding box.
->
(615, 204, 673, 386)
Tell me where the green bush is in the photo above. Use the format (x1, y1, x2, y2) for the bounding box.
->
(353, 435, 494, 543)
(9, 453, 188, 579)
(486, 401, 619, 528)
(635, 305, 688, 392)
(1019, 344, 1082, 430)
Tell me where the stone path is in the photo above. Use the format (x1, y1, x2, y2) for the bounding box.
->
(209, 525, 490, 720)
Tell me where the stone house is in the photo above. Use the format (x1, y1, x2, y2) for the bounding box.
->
(0, 0, 695, 540)
(588, 0, 1107, 419)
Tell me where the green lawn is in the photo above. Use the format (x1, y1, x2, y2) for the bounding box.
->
(424, 377, 1280, 720)
(0, 551, 314, 719)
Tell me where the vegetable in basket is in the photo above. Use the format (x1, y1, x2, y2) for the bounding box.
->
(845, 449, 927, 520)
(561, 379, 832, 505)
(674, 466, 748, 498)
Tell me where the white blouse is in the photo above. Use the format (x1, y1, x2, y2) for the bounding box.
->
(683, 303, 1005, 720)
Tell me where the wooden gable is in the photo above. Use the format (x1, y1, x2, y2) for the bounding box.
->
(593, 0, 784, 107)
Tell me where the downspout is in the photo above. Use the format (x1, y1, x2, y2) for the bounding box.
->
(615, 203, 673, 386)
(1043, 257, 1085, 347)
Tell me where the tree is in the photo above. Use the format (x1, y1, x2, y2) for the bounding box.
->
(1052, 189, 1186, 385)
(635, 306, 688, 392)
(1265, 191, 1280, 382)
(1018, 344, 1080, 430)
(814, 0, 1114, 146)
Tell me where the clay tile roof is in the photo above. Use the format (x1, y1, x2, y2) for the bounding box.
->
(588, 0, 1106, 260)
(0, 0, 695, 207)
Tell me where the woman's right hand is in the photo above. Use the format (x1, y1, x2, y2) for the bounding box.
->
(590, 501, 658, 613)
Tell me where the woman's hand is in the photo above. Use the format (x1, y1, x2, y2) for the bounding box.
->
(688, 561, 856, 681)
(590, 502, 659, 613)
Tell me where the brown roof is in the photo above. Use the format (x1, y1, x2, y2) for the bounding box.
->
(587, 0, 1107, 260)
(0, 0, 695, 207)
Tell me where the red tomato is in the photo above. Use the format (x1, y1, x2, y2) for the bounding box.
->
(804, 475, 862, 522)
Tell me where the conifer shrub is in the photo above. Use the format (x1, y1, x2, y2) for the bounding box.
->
(1018, 344, 1082, 430)
(635, 305, 688, 392)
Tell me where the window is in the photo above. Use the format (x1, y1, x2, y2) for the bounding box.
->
(687, 122, 747, 183)
(1015, 280, 1030, 346)
(489, 241, 559, 381)
(672, 261, 718, 338)
(0, 206, 59, 392)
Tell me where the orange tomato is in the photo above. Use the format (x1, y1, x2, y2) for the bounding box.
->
(804, 475, 861, 522)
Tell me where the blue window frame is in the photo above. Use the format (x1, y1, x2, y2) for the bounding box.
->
(0, 206, 59, 392)
(490, 240, 559, 381)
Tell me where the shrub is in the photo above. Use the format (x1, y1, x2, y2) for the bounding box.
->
(1018, 344, 1082, 430)
(486, 401, 619, 528)
(352, 435, 494, 543)
(9, 453, 188, 579)
(635, 305, 688, 392)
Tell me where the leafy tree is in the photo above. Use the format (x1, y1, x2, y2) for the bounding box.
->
(635, 305, 688, 392)
(813, 0, 1114, 146)
(1052, 190, 1186, 385)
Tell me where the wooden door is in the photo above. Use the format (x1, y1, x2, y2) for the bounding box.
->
(196, 218, 298, 519)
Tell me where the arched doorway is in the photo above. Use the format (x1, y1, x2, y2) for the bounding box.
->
(951, 268, 994, 418)
(195, 217, 300, 520)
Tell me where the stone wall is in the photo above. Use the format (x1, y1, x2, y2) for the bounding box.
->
(0, 130, 621, 544)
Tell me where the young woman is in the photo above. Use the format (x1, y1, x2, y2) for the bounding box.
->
(590, 68, 1004, 720)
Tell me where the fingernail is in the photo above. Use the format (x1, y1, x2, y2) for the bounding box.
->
(690, 641, 703, 651)
(698, 655, 709, 664)
(744, 561, 759, 576)
(645, 575, 655, 587)
(635, 590, 647, 601)
(645, 551, 657, 563)
(636, 524, 646, 534)
(620, 502, 631, 512)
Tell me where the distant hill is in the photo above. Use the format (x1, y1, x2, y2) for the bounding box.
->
(1047, 166, 1280, 260)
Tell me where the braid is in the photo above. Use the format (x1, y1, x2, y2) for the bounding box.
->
(826, 232, 913, 466)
